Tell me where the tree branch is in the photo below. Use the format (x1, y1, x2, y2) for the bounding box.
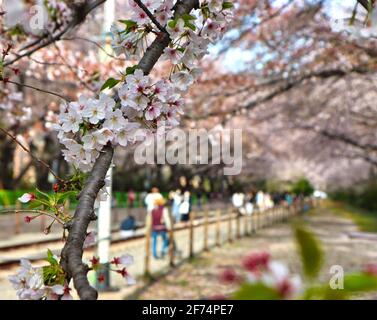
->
(357, 0, 374, 10)
(133, 0, 167, 33)
(188, 65, 371, 120)
(60, 144, 113, 300)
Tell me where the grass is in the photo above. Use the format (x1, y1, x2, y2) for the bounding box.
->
(324, 200, 377, 233)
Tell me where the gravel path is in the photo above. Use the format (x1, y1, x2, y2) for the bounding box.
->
(135, 208, 377, 300)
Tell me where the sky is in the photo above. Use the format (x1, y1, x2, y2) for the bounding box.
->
(215, 0, 358, 72)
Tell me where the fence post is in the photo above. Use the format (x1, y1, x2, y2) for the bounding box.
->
(255, 209, 259, 231)
(203, 210, 209, 251)
(227, 209, 233, 243)
(189, 211, 195, 258)
(144, 224, 151, 277)
(245, 214, 250, 236)
(251, 210, 256, 233)
(242, 214, 247, 236)
(236, 211, 241, 239)
(14, 202, 21, 234)
(250, 212, 254, 234)
(215, 210, 221, 246)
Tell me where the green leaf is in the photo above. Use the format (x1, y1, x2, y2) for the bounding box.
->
(30, 197, 51, 209)
(182, 14, 196, 21)
(126, 65, 139, 75)
(223, 2, 234, 9)
(27, 200, 43, 210)
(293, 223, 323, 279)
(56, 191, 77, 203)
(233, 283, 281, 300)
(36, 188, 51, 200)
(46, 249, 58, 266)
(343, 273, 377, 292)
(100, 78, 120, 91)
(184, 21, 196, 31)
(118, 19, 137, 29)
(168, 19, 177, 29)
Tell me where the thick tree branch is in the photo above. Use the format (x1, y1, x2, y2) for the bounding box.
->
(60, 145, 113, 300)
(60, 0, 200, 300)
(357, 0, 374, 10)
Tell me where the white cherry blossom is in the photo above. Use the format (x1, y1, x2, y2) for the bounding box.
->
(103, 109, 127, 131)
(171, 70, 194, 91)
(82, 100, 106, 124)
(59, 108, 82, 133)
(162, 47, 184, 64)
(18, 193, 35, 203)
(145, 101, 162, 120)
(167, 18, 186, 39)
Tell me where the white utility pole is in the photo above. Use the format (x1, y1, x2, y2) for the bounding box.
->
(96, 0, 115, 291)
(97, 165, 113, 266)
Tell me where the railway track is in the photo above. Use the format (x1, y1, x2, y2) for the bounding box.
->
(0, 209, 225, 268)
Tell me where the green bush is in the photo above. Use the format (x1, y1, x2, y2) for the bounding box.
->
(291, 178, 314, 196)
(330, 181, 377, 212)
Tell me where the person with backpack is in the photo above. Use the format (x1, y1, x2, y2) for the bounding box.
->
(120, 214, 136, 239)
(146, 197, 172, 259)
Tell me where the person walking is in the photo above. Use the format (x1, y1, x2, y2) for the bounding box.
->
(144, 187, 163, 214)
(146, 197, 172, 259)
(171, 189, 182, 223)
(179, 191, 191, 222)
(232, 191, 245, 215)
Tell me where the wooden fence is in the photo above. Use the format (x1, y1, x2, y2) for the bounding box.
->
(143, 198, 314, 276)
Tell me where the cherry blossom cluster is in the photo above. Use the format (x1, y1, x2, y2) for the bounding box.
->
(55, 93, 138, 171)
(111, 0, 234, 67)
(220, 252, 302, 299)
(55, 0, 234, 165)
(54, 69, 185, 170)
(8, 258, 73, 300)
(52, 1, 234, 204)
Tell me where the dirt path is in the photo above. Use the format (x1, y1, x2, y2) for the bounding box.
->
(1, 206, 376, 300)
(134, 207, 377, 300)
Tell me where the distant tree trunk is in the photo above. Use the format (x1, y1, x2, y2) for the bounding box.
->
(0, 140, 16, 190)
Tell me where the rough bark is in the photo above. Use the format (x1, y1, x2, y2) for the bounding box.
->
(60, 0, 199, 300)
(60, 145, 113, 300)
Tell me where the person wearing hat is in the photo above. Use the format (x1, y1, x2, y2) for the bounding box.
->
(146, 197, 172, 259)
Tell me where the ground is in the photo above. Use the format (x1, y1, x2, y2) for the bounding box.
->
(132, 206, 377, 300)
(1, 203, 376, 300)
